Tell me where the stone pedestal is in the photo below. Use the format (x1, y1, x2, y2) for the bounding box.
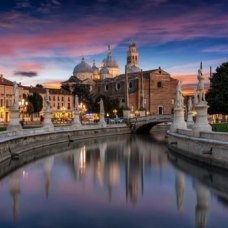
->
(7, 108, 22, 132)
(170, 107, 187, 133)
(187, 111, 194, 129)
(99, 113, 106, 127)
(71, 110, 81, 129)
(43, 109, 54, 131)
(192, 103, 211, 137)
(123, 109, 131, 119)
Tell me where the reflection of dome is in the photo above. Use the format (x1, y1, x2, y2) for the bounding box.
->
(73, 57, 93, 74)
(102, 45, 119, 68)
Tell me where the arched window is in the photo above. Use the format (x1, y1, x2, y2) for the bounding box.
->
(129, 81, 133, 89)
(116, 83, 121, 90)
(105, 84, 109, 91)
(157, 81, 162, 88)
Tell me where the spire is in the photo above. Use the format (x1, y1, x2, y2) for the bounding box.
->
(93, 59, 96, 67)
(210, 66, 212, 77)
(200, 61, 202, 70)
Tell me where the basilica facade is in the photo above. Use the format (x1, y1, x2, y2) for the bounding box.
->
(62, 42, 178, 116)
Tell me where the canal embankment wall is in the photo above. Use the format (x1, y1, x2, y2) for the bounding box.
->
(0, 124, 131, 164)
(167, 129, 228, 170)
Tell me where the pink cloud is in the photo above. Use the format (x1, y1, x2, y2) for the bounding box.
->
(16, 63, 44, 71)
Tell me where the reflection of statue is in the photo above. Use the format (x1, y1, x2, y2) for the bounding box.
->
(175, 81, 184, 108)
(13, 81, 19, 108)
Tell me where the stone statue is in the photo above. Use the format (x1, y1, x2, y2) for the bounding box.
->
(44, 89, 51, 111)
(188, 97, 192, 112)
(175, 81, 184, 108)
(75, 94, 79, 111)
(99, 98, 104, 114)
(196, 64, 205, 102)
(194, 87, 198, 105)
(13, 81, 19, 108)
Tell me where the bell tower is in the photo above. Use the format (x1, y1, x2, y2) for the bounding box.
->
(127, 42, 139, 67)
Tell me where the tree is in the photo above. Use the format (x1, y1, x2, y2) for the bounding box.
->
(206, 62, 228, 114)
(27, 92, 43, 113)
(93, 95, 121, 117)
(61, 83, 93, 112)
(36, 84, 44, 88)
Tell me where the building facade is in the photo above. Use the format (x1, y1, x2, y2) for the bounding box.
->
(63, 42, 177, 116)
(0, 75, 74, 123)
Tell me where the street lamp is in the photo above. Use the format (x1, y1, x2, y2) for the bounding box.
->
(113, 109, 117, 118)
(19, 99, 28, 122)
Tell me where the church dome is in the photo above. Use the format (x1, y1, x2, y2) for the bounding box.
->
(100, 67, 109, 75)
(103, 57, 119, 68)
(92, 60, 99, 74)
(102, 45, 119, 68)
(73, 57, 93, 74)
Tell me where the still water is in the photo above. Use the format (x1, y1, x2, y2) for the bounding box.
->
(0, 133, 228, 228)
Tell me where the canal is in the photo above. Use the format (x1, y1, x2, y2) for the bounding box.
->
(0, 132, 228, 228)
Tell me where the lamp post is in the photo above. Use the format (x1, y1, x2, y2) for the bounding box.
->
(113, 109, 117, 118)
(19, 99, 28, 122)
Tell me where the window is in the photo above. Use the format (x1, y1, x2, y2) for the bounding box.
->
(129, 81, 133, 89)
(116, 83, 121, 90)
(158, 106, 164, 115)
(62, 97, 64, 101)
(157, 81, 162, 88)
(105, 84, 109, 91)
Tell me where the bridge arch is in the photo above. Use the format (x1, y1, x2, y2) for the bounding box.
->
(128, 115, 172, 134)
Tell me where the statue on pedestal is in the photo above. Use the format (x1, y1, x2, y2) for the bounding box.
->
(99, 98, 104, 114)
(197, 67, 206, 102)
(13, 81, 19, 109)
(175, 81, 184, 108)
(44, 89, 51, 111)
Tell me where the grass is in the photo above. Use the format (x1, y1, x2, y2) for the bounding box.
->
(212, 123, 228, 132)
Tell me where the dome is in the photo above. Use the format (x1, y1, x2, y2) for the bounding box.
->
(103, 57, 119, 68)
(92, 60, 99, 74)
(73, 57, 93, 74)
(100, 67, 109, 75)
(102, 45, 119, 68)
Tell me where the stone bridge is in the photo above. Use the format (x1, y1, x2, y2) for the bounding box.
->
(128, 114, 173, 134)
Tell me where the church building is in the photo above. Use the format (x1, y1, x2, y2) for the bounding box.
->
(62, 42, 178, 116)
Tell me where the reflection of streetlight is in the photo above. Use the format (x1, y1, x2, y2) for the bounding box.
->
(19, 99, 28, 122)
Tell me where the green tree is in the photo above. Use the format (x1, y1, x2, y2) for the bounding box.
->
(93, 95, 120, 117)
(206, 62, 228, 114)
(26, 101, 34, 114)
(61, 83, 93, 112)
(27, 92, 43, 113)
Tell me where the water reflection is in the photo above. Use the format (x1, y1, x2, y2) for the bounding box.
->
(1, 134, 228, 227)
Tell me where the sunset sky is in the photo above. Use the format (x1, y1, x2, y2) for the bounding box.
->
(0, 0, 227, 91)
